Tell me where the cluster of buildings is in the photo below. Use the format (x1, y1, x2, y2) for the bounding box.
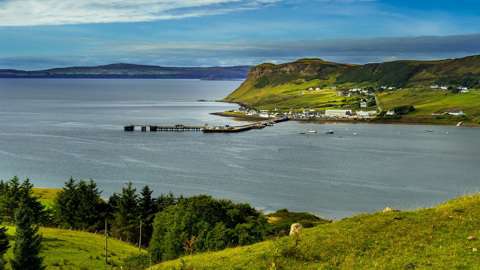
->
(430, 85, 470, 93)
(337, 88, 376, 97)
(239, 106, 377, 120)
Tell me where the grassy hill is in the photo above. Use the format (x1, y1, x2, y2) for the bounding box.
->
(3, 226, 144, 270)
(377, 88, 480, 125)
(151, 194, 480, 270)
(224, 55, 480, 119)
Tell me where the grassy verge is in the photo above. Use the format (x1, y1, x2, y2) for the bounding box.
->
(3, 226, 144, 270)
(151, 194, 480, 270)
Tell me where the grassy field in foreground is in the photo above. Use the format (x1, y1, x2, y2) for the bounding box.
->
(3, 226, 143, 270)
(152, 194, 480, 270)
(377, 89, 480, 125)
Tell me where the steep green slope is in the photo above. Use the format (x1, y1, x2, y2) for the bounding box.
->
(152, 194, 480, 270)
(4, 226, 143, 270)
(224, 58, 352, 109)
(225, 55, 480, 110)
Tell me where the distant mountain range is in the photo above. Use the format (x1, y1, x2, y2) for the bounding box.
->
(0, 63, 251, 80)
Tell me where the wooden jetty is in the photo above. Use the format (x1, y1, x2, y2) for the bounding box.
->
(124, 117, 289, 134)
(124, 124, 203, 132)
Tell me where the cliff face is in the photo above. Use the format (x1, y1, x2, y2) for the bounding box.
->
(225, 55, 480, 105)
(225, 59, 350, 102)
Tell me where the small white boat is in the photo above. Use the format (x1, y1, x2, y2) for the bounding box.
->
(353, 132, 358, 136)
(307, 130, 317, 134)
(457, 121, 464, 127)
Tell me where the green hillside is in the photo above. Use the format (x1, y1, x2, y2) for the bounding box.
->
(377, 88, 480, 124)
(224, 55, 480, 118)
(3, 226, 143, 270)
(151, 194, 480, 270)
(337, 55, 480, 88)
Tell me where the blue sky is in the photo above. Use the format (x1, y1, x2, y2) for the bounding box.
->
(1, 0, 480, 69)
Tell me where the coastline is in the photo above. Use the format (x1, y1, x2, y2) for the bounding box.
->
(212, 111, 480, 127)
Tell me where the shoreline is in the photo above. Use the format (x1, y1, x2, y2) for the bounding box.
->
(212, 109, 479, 128)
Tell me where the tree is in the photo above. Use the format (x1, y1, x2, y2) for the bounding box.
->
(138, 186, 156, 247)
(0, 224, 9, 270)
(11, 202, 44, 270)
(0, 177, 21, 223)
(0, 177, 46, 225)
(149, 195, 267, 262)
(54, 179, 107, 231)
(112, 182, 139, 243)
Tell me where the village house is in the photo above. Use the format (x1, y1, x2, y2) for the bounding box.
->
(360, 99, 368, 109)
(356, 111, 377, 118)
(447, 110, 466, 116)
(259, 110, 271, 118)
(325, 109, 353, 118)
(458, 86, 470, 93)
(386, 110, 396, 116)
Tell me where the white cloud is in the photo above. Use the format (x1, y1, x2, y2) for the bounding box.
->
(0, 0, 279, 26)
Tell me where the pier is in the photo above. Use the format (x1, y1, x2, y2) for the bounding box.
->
(124, 124, 203, 132)
(124, 117, 289, 134)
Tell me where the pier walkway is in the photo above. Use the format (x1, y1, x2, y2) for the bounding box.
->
(124, 117, 288, 134)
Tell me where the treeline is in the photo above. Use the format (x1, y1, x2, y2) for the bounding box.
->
(0, 177, 273, 265)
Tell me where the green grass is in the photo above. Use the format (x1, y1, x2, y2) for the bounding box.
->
(151, 194, 480, 270)
(3, 226, 144, 270)
(378, 88, 480, 125)
(226, 79, 358, 111)
(33, 187, 61, 208)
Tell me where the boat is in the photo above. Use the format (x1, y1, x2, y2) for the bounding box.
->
(457, 121, 464, 127)
(307, 130, 317, 134)
(325, 130, 334, 135)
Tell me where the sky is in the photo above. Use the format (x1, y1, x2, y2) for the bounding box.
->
(0, 0, 480, 69)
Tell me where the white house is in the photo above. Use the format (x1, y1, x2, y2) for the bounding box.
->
(325, 110, 352, 118)
(440, 86, 449, 90)
(448, 110, 465, 116)
(386, 110, 396, 116)
(458, 86, 469, 93)
(259, 110, 270, 118)
(430, 85, 439, 89)
(360, 100, 368, 109)
(356, 111, 377, 118)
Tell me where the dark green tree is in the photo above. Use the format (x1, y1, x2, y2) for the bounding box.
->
(0, 215, 9, 270)
(112, 182, 139, 243)
(11, 202, 44, 270)
(0, 177, 46, 225)
(149, 195, 267, 262)
(138, 186, 156, 247)
(0, 177, 21, 223)
(54, 179, 107, 230)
